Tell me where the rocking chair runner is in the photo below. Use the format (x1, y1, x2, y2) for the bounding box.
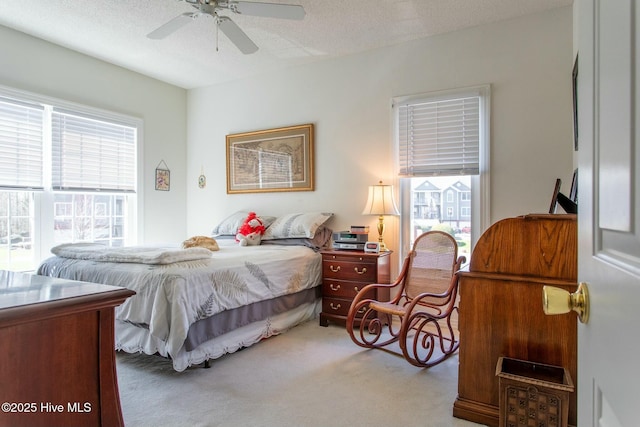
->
(346, 231, 466, 367)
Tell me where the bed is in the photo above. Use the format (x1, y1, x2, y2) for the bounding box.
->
(36, 211, 332, 372)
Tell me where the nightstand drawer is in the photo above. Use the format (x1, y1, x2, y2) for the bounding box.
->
(322, 253, 377, 263)
(322, 279, 373, 299)
(322, 260, 376, 282)
(321, 297, 349, 317)
(322, 297, 368, 318)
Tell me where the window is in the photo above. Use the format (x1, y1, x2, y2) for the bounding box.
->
(394, 85, 490, 260)
(0, 86, 140, 271)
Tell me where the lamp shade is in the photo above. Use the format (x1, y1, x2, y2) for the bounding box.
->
(362, 182, 400, 216)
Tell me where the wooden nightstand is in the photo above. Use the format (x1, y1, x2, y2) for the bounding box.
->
(319, 249, 392, 327)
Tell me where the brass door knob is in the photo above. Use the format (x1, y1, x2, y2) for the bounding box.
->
(542, 282, 590, 323)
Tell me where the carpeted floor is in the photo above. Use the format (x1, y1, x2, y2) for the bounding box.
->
(116, 319, 485, 427)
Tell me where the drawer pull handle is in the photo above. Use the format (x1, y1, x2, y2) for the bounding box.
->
(358, 306, 367, 314)
(354, 286, 359, 292)
(329, 265, 341, 273)
(329, 284, 340, 291)
(354, 267, 367, 275)
(329, 302, 341, 311)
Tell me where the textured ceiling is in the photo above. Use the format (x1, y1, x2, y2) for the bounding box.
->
(0, 0, 572, 89)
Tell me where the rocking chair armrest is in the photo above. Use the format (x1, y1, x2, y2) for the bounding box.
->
(405, 274, 460, 317)
(347, 282, 402, 325)
(402, 292, 451, 320)
(349, 253, 411, 313)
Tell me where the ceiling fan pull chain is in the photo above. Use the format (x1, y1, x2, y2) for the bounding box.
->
(215, 16, 219, 52)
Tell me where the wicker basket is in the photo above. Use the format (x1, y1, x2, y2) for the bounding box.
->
(496, 357, 574, 427)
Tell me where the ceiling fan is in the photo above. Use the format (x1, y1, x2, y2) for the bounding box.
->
(147, 0, 306, 54)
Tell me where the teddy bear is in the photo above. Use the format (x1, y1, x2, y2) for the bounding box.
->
(235, 212, 266, 246)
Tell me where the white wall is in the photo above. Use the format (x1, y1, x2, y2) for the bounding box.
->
(187, 7, 574, 260)
(0, 6, 574, 263)
(0, 25, 188, 245)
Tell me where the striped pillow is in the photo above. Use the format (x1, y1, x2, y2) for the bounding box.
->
(262, 212, 333, 240)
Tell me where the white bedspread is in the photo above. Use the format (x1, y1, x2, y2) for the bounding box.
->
(37, 240, 322, 360)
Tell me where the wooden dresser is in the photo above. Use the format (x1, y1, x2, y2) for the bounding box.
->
(319, 249, 391, 326)
(0, 271, 135, 427)
(452, 214, 577, 426)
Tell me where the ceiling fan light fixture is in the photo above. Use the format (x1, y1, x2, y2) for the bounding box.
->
(147, 0, 306, 54)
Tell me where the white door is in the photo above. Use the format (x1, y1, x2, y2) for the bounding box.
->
(577, 1, 640, 425)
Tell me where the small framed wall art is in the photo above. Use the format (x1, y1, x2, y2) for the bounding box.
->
(198, 165, 206, 189)
(155, 160, 170, 191)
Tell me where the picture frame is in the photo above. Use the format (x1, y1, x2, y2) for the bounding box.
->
(155, 160, 170, 191)
(572, 53, 579, 151)
(549, 178, 562, 214)
(226, 123, 314, 194)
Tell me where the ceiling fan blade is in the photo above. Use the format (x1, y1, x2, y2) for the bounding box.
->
(233, 1, 306, 20)
(217, 16, 259, 54)
(147, 12, 197, 40)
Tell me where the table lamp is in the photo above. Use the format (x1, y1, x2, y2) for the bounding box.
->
(362, 181, 400, 251)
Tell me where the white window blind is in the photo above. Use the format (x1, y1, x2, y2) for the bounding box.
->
(398, 95, 480, 176)
(0, 97, 44, 190)
(52, 109, 136, 192)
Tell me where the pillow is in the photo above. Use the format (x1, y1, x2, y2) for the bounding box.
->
(261, 226, 333, 250)
(212, 211, 276, 236)
(262, 212, 333, 240)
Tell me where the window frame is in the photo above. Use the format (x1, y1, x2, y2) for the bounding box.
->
(0, 84, 144, 269)
(394, 85, 491, 259)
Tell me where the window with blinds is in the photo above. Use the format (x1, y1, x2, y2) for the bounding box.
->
(397, 89, 484, 177)
(0, 97, 44, 190)
(52, 109, 136, 192)
(394, 85, 490, 261)
(0, 86, 140, 271)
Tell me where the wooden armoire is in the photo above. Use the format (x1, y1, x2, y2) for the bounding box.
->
(453, 214, 577, 426)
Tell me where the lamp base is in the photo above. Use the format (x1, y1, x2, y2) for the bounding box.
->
(377, 215, 390, 252)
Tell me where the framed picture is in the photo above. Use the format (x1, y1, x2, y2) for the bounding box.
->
(155, 160, 170, 191)
(226, 123, 314, 194)
(572, 53, 579, 150)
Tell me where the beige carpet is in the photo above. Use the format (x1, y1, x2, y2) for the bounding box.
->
(116, 319, 485, 427)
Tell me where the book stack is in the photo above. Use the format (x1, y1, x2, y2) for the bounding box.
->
(350, 225, 369, 235)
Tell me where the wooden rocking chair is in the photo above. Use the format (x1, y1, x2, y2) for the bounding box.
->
(346, 231, 466, 367)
